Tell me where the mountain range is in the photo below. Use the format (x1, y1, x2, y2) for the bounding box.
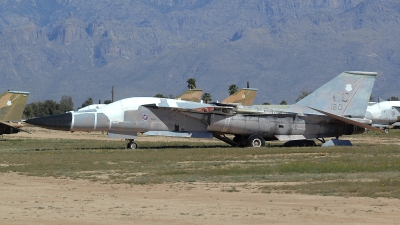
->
(0, 0, 399, 106)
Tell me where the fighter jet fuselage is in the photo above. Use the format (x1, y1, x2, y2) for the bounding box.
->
(36, 102, 365, 139)
(26, 71, 383, 148)
(365, 101, 400, 126)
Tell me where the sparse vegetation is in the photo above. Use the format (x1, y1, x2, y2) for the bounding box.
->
(228, 84, 238, 95)
(387, 96, 399, 101)
(154, 93, 167, 98)
(295, 89, 312, 102)
(79, 97, 94, 109)
(1, 130, 400, 198)
(202, 93, 212, 103)
(23, 95, 74, 119)
(187, 78, 196, 89)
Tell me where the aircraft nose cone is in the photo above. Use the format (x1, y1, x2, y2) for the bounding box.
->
(25, 113, 72, 131)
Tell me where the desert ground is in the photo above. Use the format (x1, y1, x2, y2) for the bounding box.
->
(1, 127, 400, 224)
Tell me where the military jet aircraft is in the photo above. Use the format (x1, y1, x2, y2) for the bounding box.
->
(0, 91, 30, 135)
(175, 89, 203, 102)
(365, 100, 400, 132)
(26, 71, 382, 148)
(221, 88, 257, 106)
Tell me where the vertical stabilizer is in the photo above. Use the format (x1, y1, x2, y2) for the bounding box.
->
(290, 71, 377, 118)
(175, 89, 203, 102)
(222, 88, 258, 106)
(0, 91, 30, 122)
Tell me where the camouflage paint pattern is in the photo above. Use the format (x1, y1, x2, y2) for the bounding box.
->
(221, 88, 257, 106)
(0, 91, 30, 135)
(175, 89, 203, 102)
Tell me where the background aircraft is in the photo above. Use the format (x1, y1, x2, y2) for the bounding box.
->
(175, 89, 203, 102)
(26, 71, 382, 148)
(77, 88, 256, 112)
(0, 91, 30, 135)
(220, 88, 257, 106)
(365, 101, 400, 132)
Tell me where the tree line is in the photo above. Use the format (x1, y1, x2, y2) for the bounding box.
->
(23, 96, 111, 119)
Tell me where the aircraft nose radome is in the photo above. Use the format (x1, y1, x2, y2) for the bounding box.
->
(25, 113, 72, 131)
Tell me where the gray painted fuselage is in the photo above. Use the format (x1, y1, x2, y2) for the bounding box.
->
(26, 71, 380, 147)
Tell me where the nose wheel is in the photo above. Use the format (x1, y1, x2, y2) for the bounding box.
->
(127, 140, 138, 149)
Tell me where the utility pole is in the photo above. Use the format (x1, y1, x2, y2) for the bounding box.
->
(111, 86, 114, 102)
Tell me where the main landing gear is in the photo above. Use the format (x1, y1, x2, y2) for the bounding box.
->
(214, 134, 266, 147)
(126, 139, 138, 149)
(246, 134, 266, 147)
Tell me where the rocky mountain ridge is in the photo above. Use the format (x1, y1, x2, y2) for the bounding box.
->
(0, 0, 398, 106)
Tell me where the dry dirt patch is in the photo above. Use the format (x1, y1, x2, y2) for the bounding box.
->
(2, 127, 400, 224)
(1, 172, 400, 225)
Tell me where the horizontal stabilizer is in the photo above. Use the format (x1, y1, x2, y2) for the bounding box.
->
(0, 121, 32, 134)
(309, 107, 385, 133)
(1, 121, 24, 128)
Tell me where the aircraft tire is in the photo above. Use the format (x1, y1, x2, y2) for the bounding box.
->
(247, 134, 265, 147)
(127, 142, 138, 149)
(383, 127, 389, 134)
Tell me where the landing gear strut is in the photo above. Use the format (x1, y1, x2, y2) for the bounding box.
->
(214, 134, 265, 147)
(382, 127, 389, 134)
(126, 139, 138, 149)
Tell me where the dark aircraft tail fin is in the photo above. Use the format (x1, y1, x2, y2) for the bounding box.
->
(0, 91, 30, 122)
(291, 71, 377, 118)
